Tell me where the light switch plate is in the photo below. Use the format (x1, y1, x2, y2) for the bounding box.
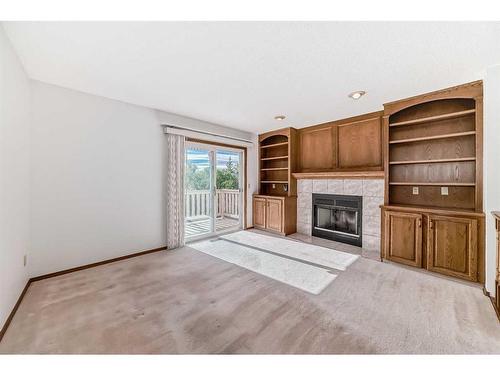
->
(441, 186, 449, 195)
(412, 186, 419, 195)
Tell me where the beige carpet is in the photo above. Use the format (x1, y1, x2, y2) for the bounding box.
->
(1, 236, 499, 354)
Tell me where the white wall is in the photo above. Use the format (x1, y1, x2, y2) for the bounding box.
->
(30, 81, 167, 277)
(29, 81, 259, 277)
(0, 26, 31, 328)
(484, 65, 500, 295)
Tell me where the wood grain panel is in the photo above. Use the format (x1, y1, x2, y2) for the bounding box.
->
(261, 143, 288, 159)
(389, 115, 475, 141)
(262, 158, 288, 169)
(266, 198, 283, 233)
(260, 183, 288, 196)
(386, 91, 478, 121)
(389, 185, 475, 210)
(261, 169, 288, 182)
(497, 282, 500, 314)
(293, 171, 384, 179)
(427, 215, 477, 281)
(299, 126, 336, 171)
(389, 135, 476, 162)
(253, 197, 266, 229)
(389, 161, 476, 184)
(384, 211, 422, 267)
(338, 118, 382, 168)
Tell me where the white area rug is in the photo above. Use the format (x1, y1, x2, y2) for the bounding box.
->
(189, 231, 359, 294)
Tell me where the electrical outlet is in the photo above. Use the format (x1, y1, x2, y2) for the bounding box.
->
(441, 186, 449, 196)
(412, 186, 419, 195)
(23, 254, 27, 267)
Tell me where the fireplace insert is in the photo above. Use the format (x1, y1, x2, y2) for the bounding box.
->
(311, 193, 362, 247)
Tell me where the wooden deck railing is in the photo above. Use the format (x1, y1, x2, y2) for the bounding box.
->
(185, 189, 240, 219)
(216, 189, 240, 219)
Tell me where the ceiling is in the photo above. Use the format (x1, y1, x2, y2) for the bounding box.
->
(4, 22, 500, 133)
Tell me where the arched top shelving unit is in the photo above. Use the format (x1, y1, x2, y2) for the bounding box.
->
(383, 81, 483, 212)
(258, 127, 297, 197)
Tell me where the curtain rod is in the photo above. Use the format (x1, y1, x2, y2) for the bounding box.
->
(162, 124, 254, 144)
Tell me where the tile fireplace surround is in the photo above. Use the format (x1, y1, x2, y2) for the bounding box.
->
(297, 179, 384, 252)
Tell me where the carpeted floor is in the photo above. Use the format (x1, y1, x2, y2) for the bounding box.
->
(1, 232, 499, 354)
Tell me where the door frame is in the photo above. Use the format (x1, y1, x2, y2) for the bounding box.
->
(185, 138, 247, 242)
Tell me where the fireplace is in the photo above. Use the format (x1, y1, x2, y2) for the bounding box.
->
(311, 193, 362, 247)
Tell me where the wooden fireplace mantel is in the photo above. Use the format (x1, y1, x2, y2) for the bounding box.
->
(292, 171, 385, 180)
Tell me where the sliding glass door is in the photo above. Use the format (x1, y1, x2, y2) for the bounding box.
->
(184, 142, 244, 241)
(184, 146, 213, 238)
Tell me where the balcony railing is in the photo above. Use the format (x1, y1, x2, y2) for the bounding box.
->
(185, 189, 240, 219)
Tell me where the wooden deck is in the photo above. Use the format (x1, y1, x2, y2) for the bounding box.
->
(185, 216, 240, 238)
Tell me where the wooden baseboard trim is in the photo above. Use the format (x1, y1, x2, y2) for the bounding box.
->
(0, 281, 30, 343)
(0, 245, 167, 343)
(30, 246, 167, 282)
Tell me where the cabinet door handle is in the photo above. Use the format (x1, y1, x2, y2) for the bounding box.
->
(429, 220, 434, 229)
(418, 218, 422, 228)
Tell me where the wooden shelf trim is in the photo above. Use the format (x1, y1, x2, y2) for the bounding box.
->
(389, 109, 476, 127)
(389, 157, 476, 165)
(261, 180, 289, 184)
(389, 182, 475, 186)
(292, 171, 384, 179)
(261, 167, 288, 171)
(260, 142, 288, 149)
(381, 204, 485, 217)
(261, 156, 288, 161)
(389, 131, 476, 144)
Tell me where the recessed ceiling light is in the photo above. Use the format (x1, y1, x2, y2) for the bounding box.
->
(348, 91, 366, 100)
(274, 115, 286, 121)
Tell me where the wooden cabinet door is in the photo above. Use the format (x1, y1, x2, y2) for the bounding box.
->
(427, 215, 478, 281)
(298, 126, 336, 171)
(266, 198, 283, 233)
(337, 117, 382, 169)
(253, 197, 267, 229)
(384, 211, 423, 267)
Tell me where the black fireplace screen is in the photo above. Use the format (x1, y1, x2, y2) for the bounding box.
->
(315, 206, 358, 236)
(312, 194, 362, 247)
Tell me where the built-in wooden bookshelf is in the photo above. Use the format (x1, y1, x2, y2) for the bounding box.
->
(254, 127, 298, 236)
(381, 81, 485, 283)
(258, 128, 297, 197)
(386, 94, 482, 211)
